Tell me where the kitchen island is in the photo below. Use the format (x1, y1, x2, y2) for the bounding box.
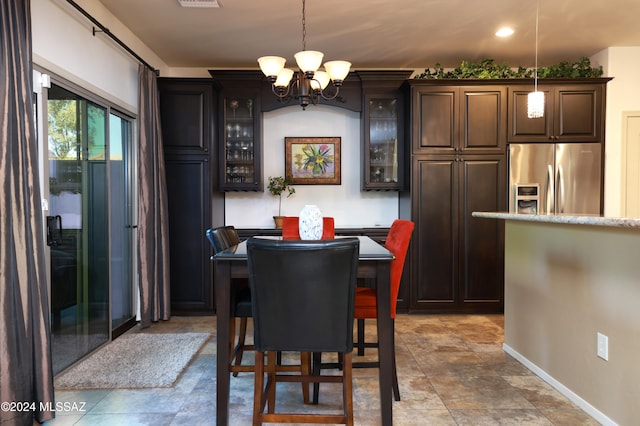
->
(473, 212, 640, 426)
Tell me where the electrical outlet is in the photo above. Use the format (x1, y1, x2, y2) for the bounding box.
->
(597, 332, 609, 361)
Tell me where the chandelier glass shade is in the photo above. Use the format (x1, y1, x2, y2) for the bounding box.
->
(257, 0, 351, 109)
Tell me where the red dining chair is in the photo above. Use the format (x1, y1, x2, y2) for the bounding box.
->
(312, 219, 414, 404)
(353, 219, 414, 401)
(282, 216, 336, 240)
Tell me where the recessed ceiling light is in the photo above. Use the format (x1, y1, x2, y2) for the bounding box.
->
(495, 27, 514, 37)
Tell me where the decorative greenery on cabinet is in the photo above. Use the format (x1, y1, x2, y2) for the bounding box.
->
(415, 57, 603, 79)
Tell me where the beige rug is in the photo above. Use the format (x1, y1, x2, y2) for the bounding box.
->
(54, 332, 210, 389)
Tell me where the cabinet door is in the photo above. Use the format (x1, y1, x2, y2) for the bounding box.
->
(412, 86, 506, 154)
(508, 84, 603, 143)
(554, 84, 603, 142)
(363, 91, 404, 190)
(220, 90, 262, 191)
(159, 82, 212, 155)
(460, 87, 506, 153)
(459, 155, 505, 309)
(413, 87, 458, 154)
(410, 155, 505, 311)
(411, 156, 458, 308)
(165, 154, 213, 312)
(507, 87, 553, 143)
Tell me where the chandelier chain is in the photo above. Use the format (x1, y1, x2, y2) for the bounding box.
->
(301, 0, 307, 51)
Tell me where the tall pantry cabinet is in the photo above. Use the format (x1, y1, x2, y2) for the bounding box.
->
(158, 78, 224, 314)
(401, 81, 507, 312)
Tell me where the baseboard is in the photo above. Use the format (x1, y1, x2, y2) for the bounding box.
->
(502, 343, 617, 426)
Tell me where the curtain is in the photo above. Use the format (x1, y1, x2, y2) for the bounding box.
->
(0, 0, 55, 424)
(137, 64, 171, 328)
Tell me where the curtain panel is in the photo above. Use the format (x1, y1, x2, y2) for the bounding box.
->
(0, 0, 55, 424)
(137, 65, 171, 327)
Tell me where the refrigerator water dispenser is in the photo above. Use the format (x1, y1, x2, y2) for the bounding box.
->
(514, 184, 539, 214)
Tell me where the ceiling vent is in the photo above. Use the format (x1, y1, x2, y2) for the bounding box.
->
(178, 0, 222, 8)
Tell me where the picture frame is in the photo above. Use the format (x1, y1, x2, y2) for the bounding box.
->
(284, 137, 341, 185)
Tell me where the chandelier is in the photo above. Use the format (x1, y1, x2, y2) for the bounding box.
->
(527, 0, 544, 118)
(257, 0, 351, 110)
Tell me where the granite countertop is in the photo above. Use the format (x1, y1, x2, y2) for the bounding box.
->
(472, 212, 640, 229)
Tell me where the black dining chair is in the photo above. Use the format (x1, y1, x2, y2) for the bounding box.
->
(205, 226, 253, 374)
(247, 237, 359, 426)
(205, 227, 229, 255)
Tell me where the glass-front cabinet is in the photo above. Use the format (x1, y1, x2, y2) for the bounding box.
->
(359, 71, 410, 191)
(213, 71, 263, 191)
(366, 97, 400, 189)
(223, 96, 257, 188)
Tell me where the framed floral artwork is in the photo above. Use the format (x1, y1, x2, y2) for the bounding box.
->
(285, 137, 341, 185)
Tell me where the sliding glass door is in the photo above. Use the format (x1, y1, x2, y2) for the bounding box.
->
(46, 83, 109, 373)
(38, 75, 136, 374)
(109, 112, 135, 334)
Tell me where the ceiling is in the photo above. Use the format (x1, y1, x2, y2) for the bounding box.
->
(95, 0, 640, 72)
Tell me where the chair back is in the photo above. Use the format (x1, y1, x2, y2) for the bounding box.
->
(221, 226, 240, 246)
(282, 216, 335, 240)
(205, 227, 230, 254)
(206, 225, 240, 254)
(385, 219, 415, 317)
(247, 238, 359, 353)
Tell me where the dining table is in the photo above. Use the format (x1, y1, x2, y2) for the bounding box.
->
(213, 235, 394, 426)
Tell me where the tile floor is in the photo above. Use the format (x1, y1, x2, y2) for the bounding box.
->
(42, 315, 599, 425)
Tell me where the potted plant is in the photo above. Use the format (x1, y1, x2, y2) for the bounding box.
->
(267, 176, 295, 228)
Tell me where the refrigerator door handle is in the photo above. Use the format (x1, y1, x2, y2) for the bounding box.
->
(557, 165, 564, 213)
(546, 164, 554, 213)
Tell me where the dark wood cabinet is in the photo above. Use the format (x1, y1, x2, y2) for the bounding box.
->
(158, 78, 224, 314)
(409, 155, 505, 311)
(402, 80, 507, 313)
(507, 79, 609, 143)
(411, 84, 506, 155)
(210, 71, 263, 192)
(358, 71, 412, 191)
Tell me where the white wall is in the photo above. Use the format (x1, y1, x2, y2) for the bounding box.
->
(225, 105, 399, 228)
(32, 0, 168, 113)
(591, 47, 640, 217)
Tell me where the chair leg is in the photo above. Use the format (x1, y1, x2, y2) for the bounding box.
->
(357, 319, 365, 356)
(232, 317, 248, 377)
(392, 350, 400, 401)
(252, 351, 265, 426)
(391, 319, 400, 401)
(230, 317, 236, 358)
(300, 352, 311, 404)
(266, 351, 277, 414)
(312, 352, 321, 404)
(343, 352, 354, 426)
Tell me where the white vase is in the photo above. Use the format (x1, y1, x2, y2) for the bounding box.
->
(298, 205, 323, 240)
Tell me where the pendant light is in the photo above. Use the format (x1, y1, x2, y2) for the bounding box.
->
(527, 0, 544, 119)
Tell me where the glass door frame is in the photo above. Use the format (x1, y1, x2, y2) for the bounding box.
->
(33, 67, 138, 360)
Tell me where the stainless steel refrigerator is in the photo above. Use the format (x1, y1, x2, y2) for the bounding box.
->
(508, 143, 602, 215)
